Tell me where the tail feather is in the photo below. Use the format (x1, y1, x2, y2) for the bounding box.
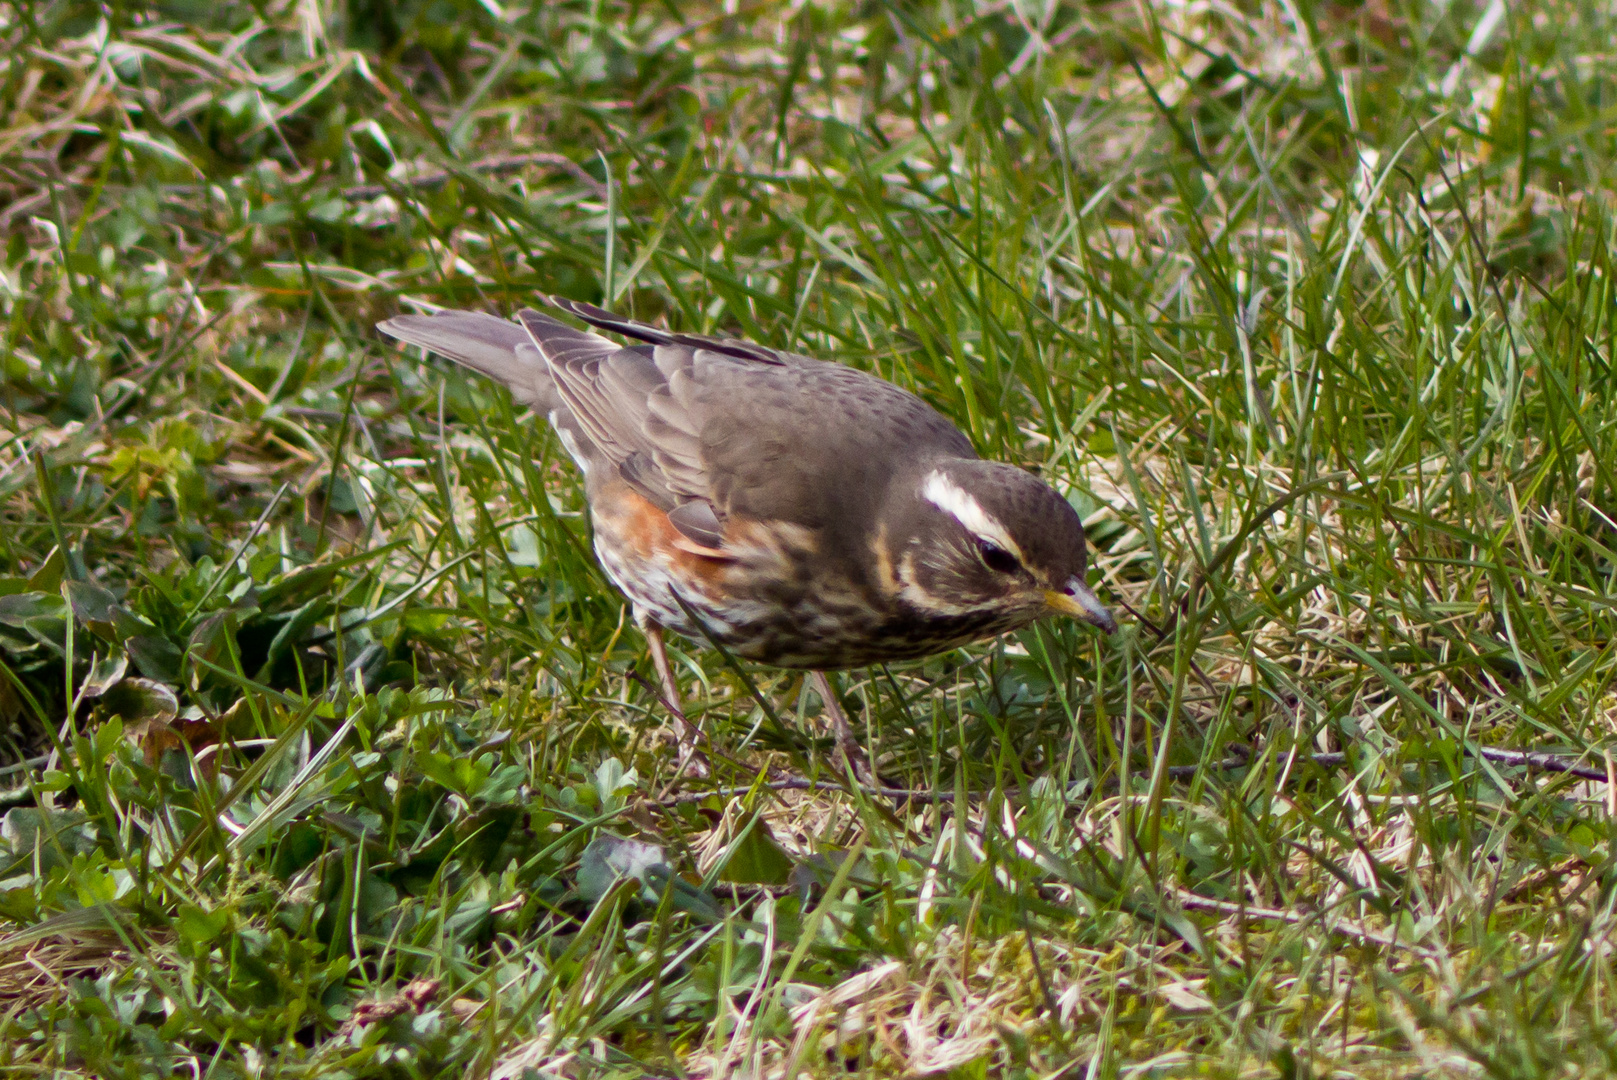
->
(377, 308, 621, 480)
(377, 311, 560, 411)
(546, 296, 786, 365)
(546, 297, 673, 346)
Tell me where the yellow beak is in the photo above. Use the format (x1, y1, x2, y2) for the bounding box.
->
(1046, 580, 1118, 634)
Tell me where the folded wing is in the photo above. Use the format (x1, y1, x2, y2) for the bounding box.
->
(380, 300, 977, 558)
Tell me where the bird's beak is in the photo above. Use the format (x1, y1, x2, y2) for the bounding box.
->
(1046, 579, 1118, 635)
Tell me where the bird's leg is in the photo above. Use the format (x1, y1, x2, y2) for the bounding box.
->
(647, 625, 710, 780)
(810, 670, 875, 785)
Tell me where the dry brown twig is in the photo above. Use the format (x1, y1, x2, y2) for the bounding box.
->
(1500, 855, 1593, 904)
(339, 978, 442, 1035)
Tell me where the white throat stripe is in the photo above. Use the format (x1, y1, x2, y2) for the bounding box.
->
(921, 470, 1022, 559)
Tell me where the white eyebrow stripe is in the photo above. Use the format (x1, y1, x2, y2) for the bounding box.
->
(920, 470, 1023, 561)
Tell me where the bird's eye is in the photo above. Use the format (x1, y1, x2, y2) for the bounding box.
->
(976, 538, 1020, 574)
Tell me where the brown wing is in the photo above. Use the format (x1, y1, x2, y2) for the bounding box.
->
(532, 299, 978, 559)
(386, 302, 980, 557)
(515, 310, 724, 543)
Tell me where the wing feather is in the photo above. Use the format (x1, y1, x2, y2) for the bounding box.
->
(388, 299, 980, 563)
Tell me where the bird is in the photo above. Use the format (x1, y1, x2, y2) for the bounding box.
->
(377, 298, 1116, 780)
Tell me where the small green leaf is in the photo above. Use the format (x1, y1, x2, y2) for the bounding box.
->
(455, 806, 522, 870)
(125, 635, 184, 682)
(418, 750, 492, 797)
(93, 715, 124, 764)
(2, 808, 93, 873)
(26, 547, 65, 593)
(108, 605, 159, 641)
(80, 652, 129, 699)
(185, 611, 235, 673)
(177, 902, 231, 949)
(719, 815, 795, 886)
(74, 858, 126, 906)
(0, 592, 66, 627)
(261, 596, 331, 669)
(257, 564, 339, 610)
(63, 579, 119, 627)
(21, 614, 67, 653)
(99, 677, 179, 726)
(593, 758, 637, 808)
(480, 764, 526, 805)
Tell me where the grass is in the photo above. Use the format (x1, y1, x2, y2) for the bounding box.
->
(2, 0, 1617, 1075)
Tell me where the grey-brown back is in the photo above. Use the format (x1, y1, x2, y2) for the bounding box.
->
(380, 301, 981, 560)
(539, 300, 979, 558)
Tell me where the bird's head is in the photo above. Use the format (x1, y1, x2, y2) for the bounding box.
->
(877, 459, 1117, 634)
